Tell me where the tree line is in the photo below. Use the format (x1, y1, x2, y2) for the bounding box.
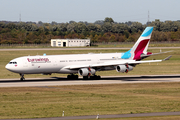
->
(0, 18, 180, 44)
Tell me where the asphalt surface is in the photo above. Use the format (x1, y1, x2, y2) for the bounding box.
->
(0, 75, 180, 88)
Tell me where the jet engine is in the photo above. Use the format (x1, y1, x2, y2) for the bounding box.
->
(116, 65, 133, 73)
(78, 68, 96, 76)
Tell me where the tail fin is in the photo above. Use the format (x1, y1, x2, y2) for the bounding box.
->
(131, 27, 154, 60)
(122, 27, 154, 60)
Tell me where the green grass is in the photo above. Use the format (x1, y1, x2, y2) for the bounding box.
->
(1, 82, 180, 119)
(0, 48, 179, 79)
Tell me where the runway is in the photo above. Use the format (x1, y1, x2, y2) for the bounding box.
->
(0, 74, 180, 88)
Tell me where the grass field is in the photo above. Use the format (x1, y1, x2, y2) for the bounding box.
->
(1, 82, 180, 119)
(0, 48, 179, 79)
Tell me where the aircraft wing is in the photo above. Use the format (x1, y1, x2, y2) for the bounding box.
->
(64, 56, 172, 70)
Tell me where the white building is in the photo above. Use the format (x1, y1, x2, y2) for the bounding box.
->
(51, 39, 90, 47)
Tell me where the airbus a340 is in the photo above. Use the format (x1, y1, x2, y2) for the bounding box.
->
(5, 27, 171, 80)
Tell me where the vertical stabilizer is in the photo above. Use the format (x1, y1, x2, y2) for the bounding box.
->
(130, 27, 153, 60)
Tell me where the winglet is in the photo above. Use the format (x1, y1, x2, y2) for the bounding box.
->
(163, 55, 172, 61)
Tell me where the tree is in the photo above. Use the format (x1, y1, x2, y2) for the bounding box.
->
(104, 17, 114, 23)
(87, 23, 98, 32)
(112, 24, 128, 33)
(75, 22, 87, 34)
(94, 20, 104, 25)
(58, 23, 68, 32)
(67, 23, 76, 32)
(109, 34, 116, 42)
(124, 30, 129, 39)
(102, 22, 112, 32)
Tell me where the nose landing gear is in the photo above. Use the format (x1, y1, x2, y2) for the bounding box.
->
(20, 74, 25, 81)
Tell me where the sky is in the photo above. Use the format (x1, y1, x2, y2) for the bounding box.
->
(0, 0, 180, 24)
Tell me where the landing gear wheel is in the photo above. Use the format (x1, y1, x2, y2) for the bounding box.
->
(97, 75, 101, 79)
(20, 74, 25, 81)
(67, 75, 71, 79)
(20, 77, 25, 81)
(90, 75, 101, 80)
(75, 75, 78, 80)
(67, 74, 78, 80)
(83, 76, 89, 80)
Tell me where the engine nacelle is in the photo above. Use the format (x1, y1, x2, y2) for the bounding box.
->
(78, 68, 96, 76)
(78, 68, 89, 76)
(116, 65, 133, 73)
(90, 68, 96, 75)
(127, 65, 133, 71)
(116, 65, 127, 73)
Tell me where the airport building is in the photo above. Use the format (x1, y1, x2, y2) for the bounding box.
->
(51, 39, 90, 47)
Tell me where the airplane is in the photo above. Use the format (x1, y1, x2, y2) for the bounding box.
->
(5, 27, 172, 81)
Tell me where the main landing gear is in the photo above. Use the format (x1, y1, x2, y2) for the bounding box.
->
(20, 74, 25, 81)
(83, 75, 101, 80)
(67, 74, 101, 80)
(67, 74, 78, 80)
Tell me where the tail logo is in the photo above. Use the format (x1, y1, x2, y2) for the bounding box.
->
(121, 27, 154, 61)
(133, 39, 149, 60)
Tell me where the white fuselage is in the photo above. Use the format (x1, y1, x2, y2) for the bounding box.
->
(6, 52, 125, 74)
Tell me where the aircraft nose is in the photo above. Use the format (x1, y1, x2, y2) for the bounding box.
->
(5, 64, 16, 72)
(5, 64, 11, 71)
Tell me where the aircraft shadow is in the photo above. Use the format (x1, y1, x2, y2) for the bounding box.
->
(0, 75, 180, 83)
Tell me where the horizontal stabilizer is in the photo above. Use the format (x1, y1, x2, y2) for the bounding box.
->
(141, 51, 173, 58)
(163, 55, 172, 61)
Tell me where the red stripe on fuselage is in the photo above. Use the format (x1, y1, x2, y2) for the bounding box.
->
(133, 39, 149, 60)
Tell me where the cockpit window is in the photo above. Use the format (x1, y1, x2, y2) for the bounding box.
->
(9, 62, 17, 64)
